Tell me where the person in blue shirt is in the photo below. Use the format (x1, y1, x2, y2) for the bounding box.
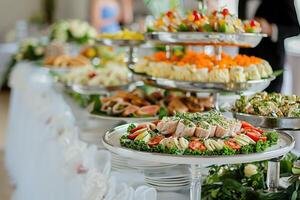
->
(90, 0, 121, 33)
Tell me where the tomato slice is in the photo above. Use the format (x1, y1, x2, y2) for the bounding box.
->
(224, 139, 241, 150)
(246, 131, 260, 142)
(189, 140, 206, 151)
(148, 135, 164, 147)
(130, 124, 147, 133)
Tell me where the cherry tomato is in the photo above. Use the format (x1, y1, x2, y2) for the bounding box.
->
(222, 8, 229, 16)
(167, 11, 173, 18)
(189, 140, 206, 151)
(193, 10, 200, 21)
(250, 20, 256, 27)
(224, 139, 241, 150)
(148, 135, 164, 147)
(130, 124, 147, 133)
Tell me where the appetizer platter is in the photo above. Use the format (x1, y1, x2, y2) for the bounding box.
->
(146, 9, 266, 47)
(232, 92, 300, 130)
(103, 111, 294, 200)
(90, 87, 214, 122)
(53, 64, 132, 95)
(131, 51, 275, 92)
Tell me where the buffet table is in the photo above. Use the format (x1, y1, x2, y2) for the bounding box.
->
(5, 62, 300, 200)
(5, 62, 185, 200)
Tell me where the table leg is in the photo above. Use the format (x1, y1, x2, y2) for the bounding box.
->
(266, 157, 282, 191)
(125, 46, 137, 66)
(212, 92, 219, 110)
(190, 164, 202, 200)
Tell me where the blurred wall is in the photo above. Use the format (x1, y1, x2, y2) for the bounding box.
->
(0, 0, 41, 42)
(55, 0, 88, 21)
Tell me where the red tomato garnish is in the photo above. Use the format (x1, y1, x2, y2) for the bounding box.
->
(88, 72, 96, 79)
(189, 140, 206, 151)
(260, 136, 267, 142)
(224, 139, 241, 150)
(194, 13, 200, 21)
(193, 10, 200, 21)
(167, 11, 173, 18)
(128, 132, 141, 140)
(250, 19, 256, 27)
(130, 124, 147, 133)
(148, 135, 164, 147)
(241, 121, 254, 129)
(246, 131, 260, 142)
(222, 8, 229, 16)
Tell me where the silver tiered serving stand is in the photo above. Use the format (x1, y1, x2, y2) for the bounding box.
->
(103, 124, 295, 200)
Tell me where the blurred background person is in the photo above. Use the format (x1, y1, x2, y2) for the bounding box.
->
(239, 0, 300, 93)
(90, 0, 121, 33)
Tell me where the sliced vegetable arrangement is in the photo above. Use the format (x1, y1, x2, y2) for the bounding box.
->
(233, 92, 300, 117)
(90, 87, 213, 118)
(120, 111, 279, 155)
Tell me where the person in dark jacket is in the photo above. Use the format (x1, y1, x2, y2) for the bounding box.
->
(239, 0, 300, 92)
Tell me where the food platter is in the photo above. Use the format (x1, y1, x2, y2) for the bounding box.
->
(132, 72, 275, 93)
(145, 32, 267, 47)
(54, 81, 133, 95)
(233, 112, 300, 130)
(96, 38, 145, 47)
(103, 124, 294, 165)
(90, 113, 158, 123)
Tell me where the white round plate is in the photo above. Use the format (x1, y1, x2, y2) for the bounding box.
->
(103, 124, 295, 166)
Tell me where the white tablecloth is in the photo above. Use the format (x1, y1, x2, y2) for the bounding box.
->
(5, 62, 166, 200)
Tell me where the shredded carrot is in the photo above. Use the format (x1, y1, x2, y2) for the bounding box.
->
(146, 51, 263, 71)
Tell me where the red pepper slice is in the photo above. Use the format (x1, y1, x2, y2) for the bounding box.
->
(128, 132, 141, 140)
(243, 127, 264, 135)
(241, 121, 254, 129)
(130, 124, 147, 133)
(246, 131, 260, 142)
